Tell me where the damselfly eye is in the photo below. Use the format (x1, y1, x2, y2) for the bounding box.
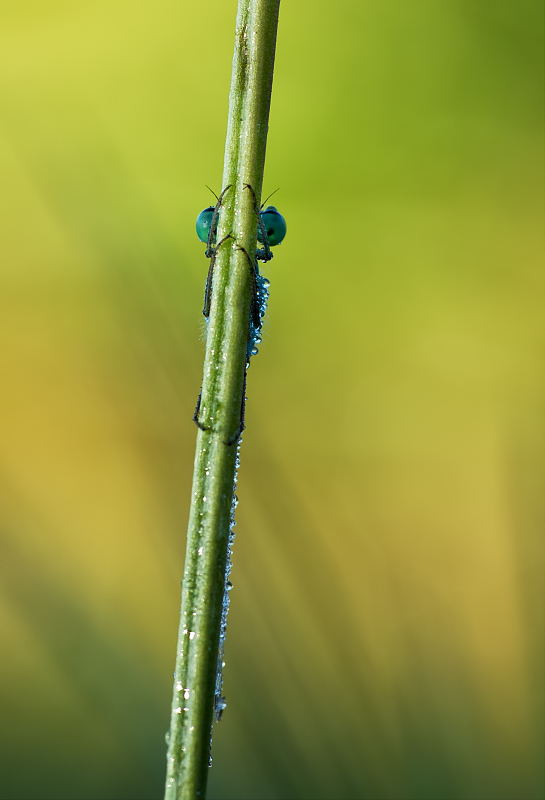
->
(196, 206, 217, 243)
(258, 206, 287, 246)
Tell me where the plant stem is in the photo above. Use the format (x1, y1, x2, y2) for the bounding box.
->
(164, 2, 281, 798)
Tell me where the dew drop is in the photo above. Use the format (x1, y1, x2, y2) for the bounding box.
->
(215, 696, 227, 722)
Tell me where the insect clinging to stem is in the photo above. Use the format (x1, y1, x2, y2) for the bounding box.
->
(193, 183, 287, 444)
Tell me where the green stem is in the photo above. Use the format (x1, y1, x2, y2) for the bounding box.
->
(164, 2, 281, 798)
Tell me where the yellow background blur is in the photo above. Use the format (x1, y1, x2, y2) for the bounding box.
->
(0, 2, 543, 799)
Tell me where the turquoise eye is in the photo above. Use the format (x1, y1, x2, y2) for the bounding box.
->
(196, 206, 217, 244)
(258, 206, 286, 246)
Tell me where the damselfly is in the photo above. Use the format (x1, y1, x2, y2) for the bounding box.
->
(193, 184, 286, 443)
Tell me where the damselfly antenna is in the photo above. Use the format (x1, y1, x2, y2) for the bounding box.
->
(205, 185, 220, 202)
(260, 188, 280, 209)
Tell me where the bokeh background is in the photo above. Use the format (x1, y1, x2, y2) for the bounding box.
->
(0, 1, 543, 799)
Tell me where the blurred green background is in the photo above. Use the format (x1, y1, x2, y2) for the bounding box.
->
(0, 1, 543, 799)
